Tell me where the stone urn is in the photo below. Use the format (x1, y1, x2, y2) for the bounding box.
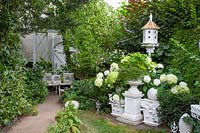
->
(126, 79, 144, 97)
(147, 88, 158, 100)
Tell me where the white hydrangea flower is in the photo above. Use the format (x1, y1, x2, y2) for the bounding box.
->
(96, 72, 104, 78)
(143, 75, 151, 83)
(171, 87, 178, 94)
(65, 100, 79, 109)
(94, 78, 103, 87)
(110, 63, 119, 72)
(157, 63, 164, 69)
(159, 74, 167, 82)
(40, 14, 48, 18)
(104, 70, 110, 76)
(171, 85, 190, 94)
(153, 79, 161, 86)
(179, 81, 187, 88)
(166, 74, 178, 84)
(112, 94, 120, 102)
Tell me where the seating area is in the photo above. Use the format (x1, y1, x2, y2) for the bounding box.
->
(43, 73, 74, 95)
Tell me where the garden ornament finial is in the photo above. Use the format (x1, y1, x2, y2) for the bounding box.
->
(170, 121, 178, 133)
(149, 13, 153, 22)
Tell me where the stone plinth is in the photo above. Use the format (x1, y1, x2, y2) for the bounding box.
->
(117, 91, 143, 125)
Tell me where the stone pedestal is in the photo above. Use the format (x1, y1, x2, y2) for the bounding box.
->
(117, 80, 144, 125)
(141, 99, 161, 126)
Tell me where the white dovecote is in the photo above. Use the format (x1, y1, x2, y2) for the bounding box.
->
(142, 13, 160, 56)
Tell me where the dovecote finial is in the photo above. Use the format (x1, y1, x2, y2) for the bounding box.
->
(149, 13, 153, 21)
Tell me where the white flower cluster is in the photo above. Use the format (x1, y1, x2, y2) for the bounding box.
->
(159, 74, 178, 84)
(94, 63, 119, 88)
(110, 63, 119, 72)
(143, 75, 151, 83)
(94, 77, 103, 88)
(143, 75, 161, 86)
(153, 79, 161, 86)
(104, 70, 110, 76)
(171, 81, 190, 94)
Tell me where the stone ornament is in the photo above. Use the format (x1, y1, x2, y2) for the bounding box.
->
(191, 104, 200, 120)
(141, 99, 161, 126)
(108, 94, 124, 117)
(178, 113, 193, 133)
(171, 121, 178, 133)
(147, 88, 158, 101)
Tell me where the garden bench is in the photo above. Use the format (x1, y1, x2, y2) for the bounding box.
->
(43, 73, 74, 95)
(58, 73, 74, 95)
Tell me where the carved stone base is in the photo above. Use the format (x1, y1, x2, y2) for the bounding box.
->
(110, 103, 124, 117)
(143, 121, 160, 127)
(117, 113, 143, 125)
(141, 99, 162, 126)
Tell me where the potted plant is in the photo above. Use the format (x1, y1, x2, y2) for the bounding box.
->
(119, 52, 156, 95)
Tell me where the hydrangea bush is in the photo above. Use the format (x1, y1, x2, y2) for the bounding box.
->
(140, 65, 199, 125)
(95, 63, 120, 89)
(141, 63, 190, 97)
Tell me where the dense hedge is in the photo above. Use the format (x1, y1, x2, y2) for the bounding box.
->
(0, 71, 31, 126)
(168, 28, 200, 86)
(24, 66, 48, 105)
(158, 89, 200, 125)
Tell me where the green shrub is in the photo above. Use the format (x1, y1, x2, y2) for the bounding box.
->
(61, 79, 113, 112)
(24, 65, 48, 105)
(157, 89, 200, 125)
(64, 0, 124, 79)
(48, 104, 82, 133)
(0, 71, 32, 126)
(167, 28, 200, 87)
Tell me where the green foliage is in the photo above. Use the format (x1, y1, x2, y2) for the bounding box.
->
(157, 89, 200, 125)
(119, 52, 156, 81)
(24, 65, 48, 105)
(97, 49, 126, 72)
(167, 28, 200, 87)
(0, 71, 32, 126)
(0, 1, 50, 127)
(118, 0, 200, 64)
(37, 59, 52, 73)
(64, 0, 124, 79)
(61, 79, 113, 112)
(60, 79, 96, 110)
(48, 104, 82, 133)
(117, 1, 150, 52)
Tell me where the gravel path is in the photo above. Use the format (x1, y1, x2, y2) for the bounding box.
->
(7, 93, 62, 133)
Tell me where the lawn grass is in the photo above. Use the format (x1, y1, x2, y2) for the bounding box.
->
(78, 110, 168, 133)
